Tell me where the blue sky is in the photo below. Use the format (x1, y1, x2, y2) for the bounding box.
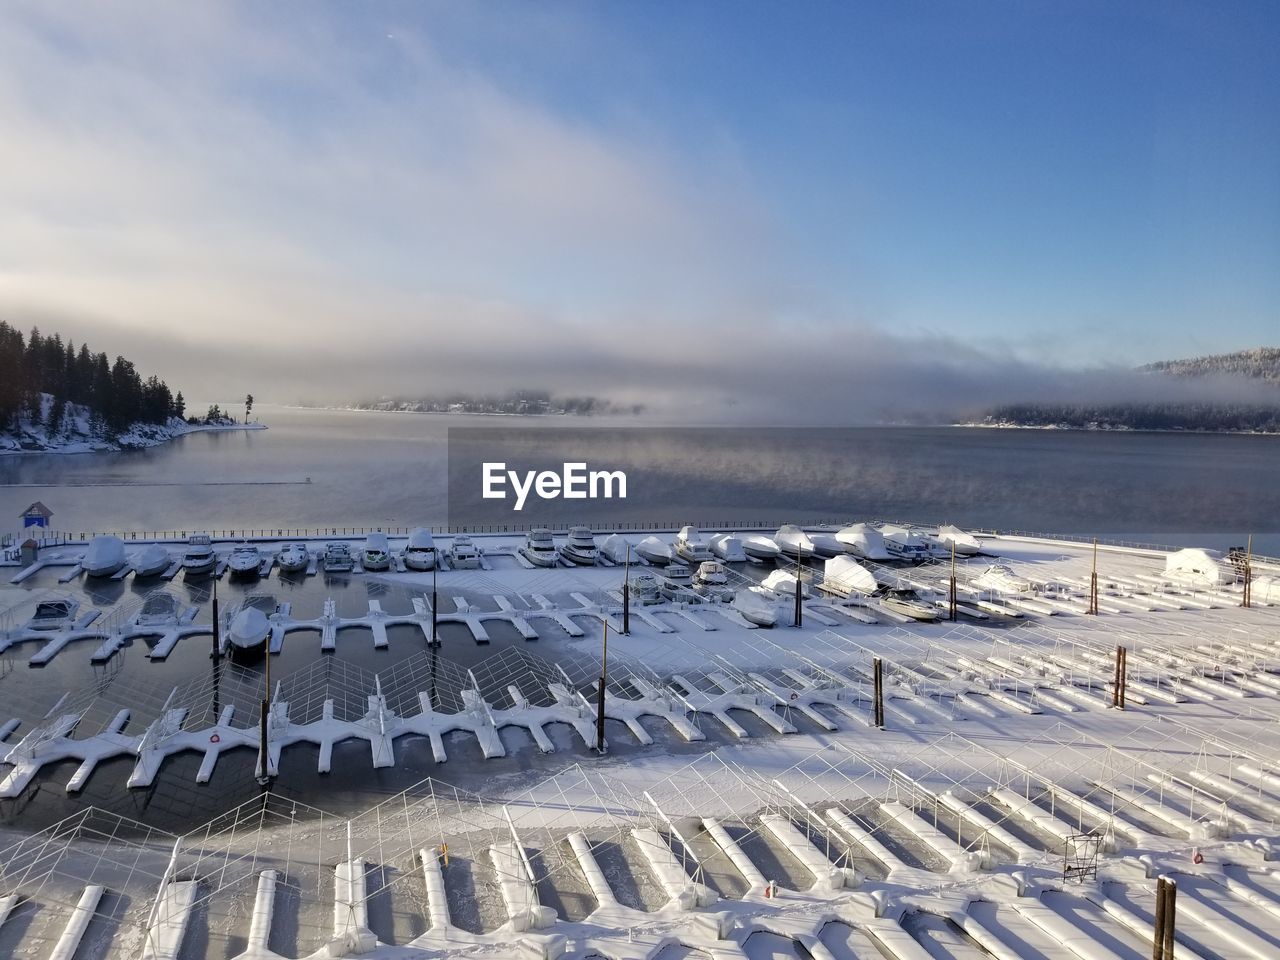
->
(0, 1, 1276, 410)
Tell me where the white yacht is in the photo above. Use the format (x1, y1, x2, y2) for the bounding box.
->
(323, 542, 355, 573)
(709, 534, 748, 563)
(447, 535, 481, 569)
(878, 587, 939, 621)
(362, 533, 391, 571)
(761, 568, 809, 599)
(732, 587, 778, 627)
(82, 535, 126, 577)
(131, 544, 172, 578)
(277, 542, 310, 573)
(740, 535, 782, 563)
(560, 527, 597, 566)
(181, 534, 217, 576)
(634, 536, 674, 566)
(933, 524, 982, 556)
(403, 528, 437, 571)
(226, 605, 270, 661)
(674, 526, 714, 564)
(971, 564, 1033, 595)
(599, 533, 632, 565)
(693, 561, 732, 600)
(227, 543, 262, 578)
(879, 523, 933, 560)
(519, 529, 560, 568)
(835, 523, 893, 561)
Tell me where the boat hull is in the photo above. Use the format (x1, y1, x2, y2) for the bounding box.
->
(518, 546, 560, 568)
(227, 636, 267, 663)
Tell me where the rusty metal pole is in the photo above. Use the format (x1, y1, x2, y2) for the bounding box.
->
(1153, 876, 1167, 960)
(949, 541, 958, 622)
(596, 620, 608, 753)
(1088, 538, 1099, 615)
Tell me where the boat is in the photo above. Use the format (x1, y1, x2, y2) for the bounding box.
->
(693, 561, 733, 600)
(560, 526, 597, 566)
(627, 573, 663, 605)
(740, 535, 782, 563)
(821, 556, 878, 597)
(732, 587, 778, 627)
(674, 526, 714, 564)
(761, 568, 809, 599)
(402, 529, 437, 571)
(323, 542, 355, 573)
(660, 580, 698, 603)
(447, 535, 481, 569)
(134, 592, 180, 626)
(835, 523, 893, 561)
(709, 534, 748, 563)
(598, 533, 632, 565)
(634, 536, 674, 565)
(181, 534, 216, 576)
(879, 523, 934, 560)
(774, 524, 818, 559)
(807, 531, 846, 558)
(878, 588, 939, 621)
(362, 532, 391, 571)
(82, 535, 126, 577)
(131, 544, 172, 578)
(277, 542, 310, 573)
(933, 524, 982, 556)
(226, 605, 270, 661)
(661, 561, 693, 585)
(227, 543, 262, 578)
(971, 564, 1033, 595)
(518, 529, 560, 567)
(25, 597, 80, 631)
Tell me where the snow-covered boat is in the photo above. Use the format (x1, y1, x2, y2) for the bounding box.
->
(226, 605, 270, 662)
(660, 580, 698, 603)
(732, 587, 777, 627)
(933, 524, 982, 556)
(403, 528, 437, 571)
(674, 526, 713, 564)
(821, 555, 878, 597)
(519, 529, 560, 567)
(447, 535, 481, 569)
(227, 543, 262, 578)
(740, 535, 782, 563)
(599, 533, 633, 565)
(25, 597, 80, 631)
(627, 573, 662, 605)
(835, 523, 893, 561)
(879, 588, 939, 621)
(82, 535, 126, 577)
(879, 523, 933, 560)
(761, 568, 809, 599)
(774, 524, 817, 558)
(693, 561, 733, 600)
(131, 544, 172, 578)
(634, 536, 674, 565)
(277, 542, 310, 573)
(181, 534, 216, 576)
(709, 534, 748, 563)
(1164, 547, 1227, 586)
(661, 561, 692, 585)
(560, 527, 597, 566)
(323, 542, 355, 573)
(971, 563, 1032, 595)
(362, 533, 391, 571)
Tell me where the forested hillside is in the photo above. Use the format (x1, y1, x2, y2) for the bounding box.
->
(0, 321, 185, 434)
(1142, 347, 1280, 383)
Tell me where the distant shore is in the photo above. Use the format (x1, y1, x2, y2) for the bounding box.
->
(954, 421, 1280, 436)
(0, 420, 267, 456)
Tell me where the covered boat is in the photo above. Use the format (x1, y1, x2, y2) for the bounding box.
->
(971, 563, 1032, 595)
(835, 523, 893, 561)
(83, 535, 126, 577)
(634, 536, 674, 565)
(362, 532, 391, 570)
(879, 523, 933, 560)
(131, 544, 172, 578)
(226, 606, 270, 661)
(822, 556, 878, 597)
(1164, 547, 1226, 585)
(403, 529, 436, 571)
(598, 533, 633, 565)
(761, 568, 810, 599)
(934, 524, 982, 556)
(732, 587, 777, 627)
(277, 542, 310, 573)
(227, 543, 262, 578)
(740, 535, 782, 562)
(709, 534, 748, 563)
(774, 524, 817, 558)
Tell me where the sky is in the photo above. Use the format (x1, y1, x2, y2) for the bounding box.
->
(0, 1, 1277, 418)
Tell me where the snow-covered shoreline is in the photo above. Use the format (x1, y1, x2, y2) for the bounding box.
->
(0, 417, 266, 456)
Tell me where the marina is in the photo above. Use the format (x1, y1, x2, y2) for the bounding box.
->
(1, 522, 1279, 958)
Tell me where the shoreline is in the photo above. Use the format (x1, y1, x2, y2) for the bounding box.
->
(952, 421, 1280, 436)
(0, 420, 267, 457)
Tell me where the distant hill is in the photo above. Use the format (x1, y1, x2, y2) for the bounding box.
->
(1141, 346, 1280, 383)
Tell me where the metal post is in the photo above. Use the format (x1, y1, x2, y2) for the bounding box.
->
(211, 575, 221, 660)
(1242, 534, 1252, 608)
(949, 541, 957, 622)
(794, 563, 803, 628)
(596, 621, 609, 753)
(1120, 646, 1127, 708)
(1088, 538, 1099, 616)
(431, 563, 439, 647)
(257, 632, 273, 784)
(623, 544, 631, 635)
(1153, 876, 1167, 960)
(1163, 877, 1176, 959)
(873, 656, 884, 728)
